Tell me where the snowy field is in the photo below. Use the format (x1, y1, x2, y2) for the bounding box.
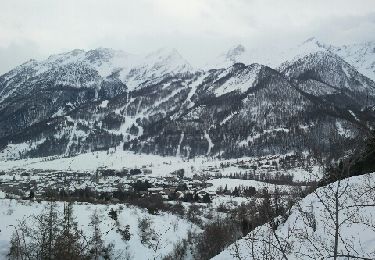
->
(0, 151, 195, 176)
(0, 150, 322, 182)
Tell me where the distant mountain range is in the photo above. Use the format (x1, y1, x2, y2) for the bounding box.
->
(207, 38, 375, 82)
(0, 38, 374, 160)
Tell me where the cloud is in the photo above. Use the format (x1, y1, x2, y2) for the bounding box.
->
(0, 40, 43, 74)
(0, 0, 374, 73)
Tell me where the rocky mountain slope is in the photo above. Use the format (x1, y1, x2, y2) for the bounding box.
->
(328, 41, 375, 82)
(0, 47, 192, 142)
(0, 40, 374, 160)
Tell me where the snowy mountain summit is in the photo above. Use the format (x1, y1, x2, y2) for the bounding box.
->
(224, 44, 246, 63)
(328, 41, 375, 82)
(206, 44, 250, 69)
(124, 47, 193, 90)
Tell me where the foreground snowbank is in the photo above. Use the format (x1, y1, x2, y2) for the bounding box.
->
(0, 199, 198, 259)
(213, 172, 375, 259)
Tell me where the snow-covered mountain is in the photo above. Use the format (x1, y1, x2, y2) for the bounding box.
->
(204, 38, 328, 70)
(0, 47, 194, 141)
(208, 38, 375, 83)
(123, 47, 193, 90)
(328, 41, 375, 82)
(281, 50, 375, 97)
(0, 47, 193, 101)
(0, 39, 374, 161)
(277, 38, 375, 83)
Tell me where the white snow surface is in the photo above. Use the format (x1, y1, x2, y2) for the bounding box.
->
(204, 131, 214, 155)
(329, 41, 375, 82)
(0, 151, 200, 177)
(0, 139, 46, 160)
(212, 64, 261, 97)
(100, 100, 109, 108)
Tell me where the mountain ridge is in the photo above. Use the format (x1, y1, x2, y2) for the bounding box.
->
(0, 39, 374, 161)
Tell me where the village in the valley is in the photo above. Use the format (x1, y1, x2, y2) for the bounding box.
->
(0, 152, 318, 208)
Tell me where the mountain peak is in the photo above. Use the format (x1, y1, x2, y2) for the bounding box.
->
(204, 44, 248, 70)
(85, 47, 121, 63)
(145, 47, 182, 60)
(302, 36, 318, 44)
(225, 44, 246, 62)
(142, 47, 193, 72)
(300, 37, 328, 49)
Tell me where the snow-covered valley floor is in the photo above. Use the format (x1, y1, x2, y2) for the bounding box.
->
(0, 150, 322, 181)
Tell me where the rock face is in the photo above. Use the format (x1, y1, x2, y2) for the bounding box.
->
(0, 41, 374, 160)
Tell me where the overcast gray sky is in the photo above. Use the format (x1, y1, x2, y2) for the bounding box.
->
(0, 0, 374, 74)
